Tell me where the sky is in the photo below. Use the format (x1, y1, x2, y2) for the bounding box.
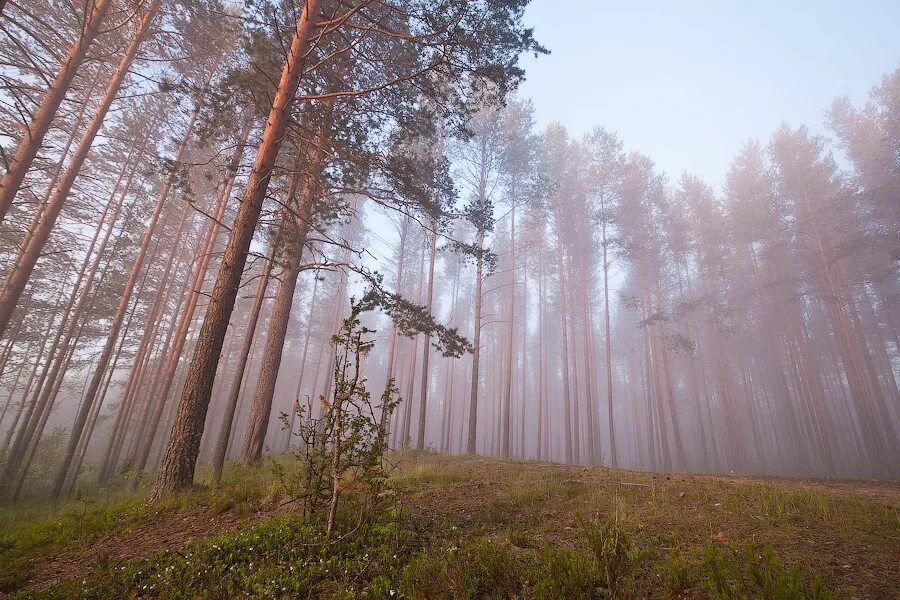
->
(517, 0, 900, 192)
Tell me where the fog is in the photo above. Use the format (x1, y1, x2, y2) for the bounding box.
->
(0, 0, 897, 506)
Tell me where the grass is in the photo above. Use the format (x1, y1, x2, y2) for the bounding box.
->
(0, 459, 282, 594)
(1, 452, 897, 598)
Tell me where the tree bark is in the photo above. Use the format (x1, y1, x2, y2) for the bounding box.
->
(501, 200, 515, 458)
(384, 216, 410, 445)
(466, 224, 485, 455)
(416, 223, 438, 451)
(151, 0, 323, 498)
(600, 201, 616, 468)
(557, 240, 573, 464)
(0, 0, 160, 338)
(242, 120, 330, 463)
(0, 0, 114, 223)
(128, 118, 253, 482)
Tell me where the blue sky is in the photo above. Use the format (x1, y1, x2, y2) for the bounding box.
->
(518, 0, 900, 191)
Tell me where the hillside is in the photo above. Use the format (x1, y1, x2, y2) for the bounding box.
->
(1, 453, 898, 599)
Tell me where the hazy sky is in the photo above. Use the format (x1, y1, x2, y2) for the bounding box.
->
(518, 0, 900, 191)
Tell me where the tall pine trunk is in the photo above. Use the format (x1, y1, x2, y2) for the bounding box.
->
(241, 148, 320, 463)
(211, 246, 274, 483)
(0, 0, 114, 222)
(0, 1, 160, 338)
(501, 200, 515, 458)
(416, 223, 438, 450)
(466, 224, 485, 454)
(151, 0, 323, 498)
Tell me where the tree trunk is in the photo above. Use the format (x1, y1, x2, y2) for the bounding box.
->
(416, 223, 438, 451)
(0, 0, 114, 222)
(501, 200, 515, 458)
(466, 224, 485, 455)
(557, 241, 573, 464)
(283, 267, 321, 451)
(537, 250, 546, 461)
(384, 216, 411, 444)
(151, 0, 323, 499)
(0, 1, 160, 338)
(128, 118, 253, 482)
(215, 285, 271, 476)
(242, 122, 329, 463)
(440, 263, 460, 452)
(600, 203, 616, 468)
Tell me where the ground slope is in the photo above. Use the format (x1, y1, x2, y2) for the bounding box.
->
(1, 453, 897, 598)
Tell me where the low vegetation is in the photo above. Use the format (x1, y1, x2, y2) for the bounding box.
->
(1, 452, 897, 598)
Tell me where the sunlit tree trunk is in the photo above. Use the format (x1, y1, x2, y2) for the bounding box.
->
(242, 144, 322, 463)
(0, 1, 161, 338)
(152, 0, 323, 499)
(0, 0, 114, 223)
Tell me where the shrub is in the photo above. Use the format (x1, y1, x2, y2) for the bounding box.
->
(277, 295, 400, 537)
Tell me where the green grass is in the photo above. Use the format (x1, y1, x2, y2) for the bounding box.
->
(25, 510, 405, 599)
(3, 453, 896, 598)
(0, 459, 282, 594)
(701, 542, 833, 599)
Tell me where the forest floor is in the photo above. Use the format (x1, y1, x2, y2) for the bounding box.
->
(0, 452, 898, 599)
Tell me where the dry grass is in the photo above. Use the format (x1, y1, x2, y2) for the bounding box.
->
(392, 452, 900, 598)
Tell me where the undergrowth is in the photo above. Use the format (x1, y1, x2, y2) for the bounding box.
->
(2, 454, 868, 598)
(0, 460, 278, 594)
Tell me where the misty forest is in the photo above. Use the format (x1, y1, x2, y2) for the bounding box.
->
(0, 0, 898, 598)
